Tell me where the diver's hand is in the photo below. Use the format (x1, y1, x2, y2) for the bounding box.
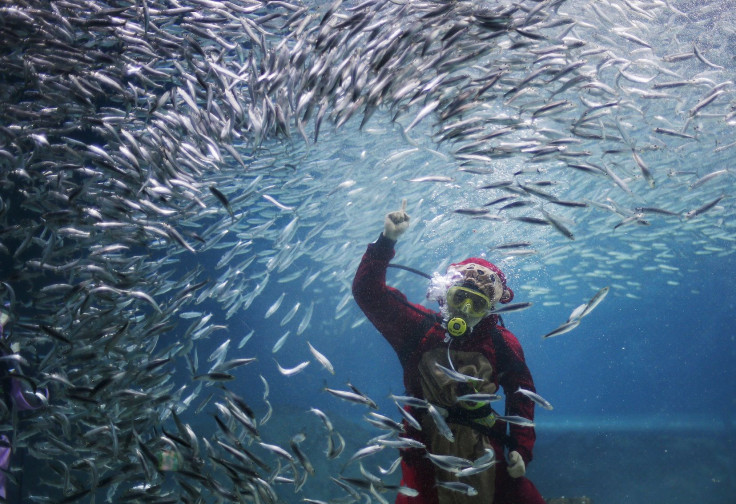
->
(383, 199, 410, 241)
(507, 450, 526, 478)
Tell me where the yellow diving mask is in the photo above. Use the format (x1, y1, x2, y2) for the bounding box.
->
(446, 286, 492, 318)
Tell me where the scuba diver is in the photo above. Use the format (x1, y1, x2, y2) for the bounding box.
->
(352, 200, 545, 504)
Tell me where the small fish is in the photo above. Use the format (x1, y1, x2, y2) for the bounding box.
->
(210, 186, 234, 219)
(309, 407, 334, 432)
(541, 209, 575, 240)
(684, 195, 725, 219)
(262, 194, 294, 211)
(427, 404, 454, 442)
(378, 456, 403, 475)
(689, 169, 728, 191)
(433, 362, 484, 384)
(375, 437, 425, 449)
(265, 292, 286, 319)
(193, 372, 235, 382)
(296, 301, 314, 335)
(512, 216, 550, 226)
(258, 442, 295, 463)
(326, 431, 346, 459)
(654, 127, 694, 139)
(632, 150, 655, 189)
(567, 303, 588, 322)
(213, 358, 257, 372)
(395, 404, 423, 431)
(207, 338, 230, 363)
(456, 393, 502, 404)
(365, 412, 405, 433)
(280, 301, 301, 326)
(516, 388, 553, 411)
(488, 302, 533, 315)
(274, 359, 310, 376)
(405, 99, 439, 131)
(390, 394, 429, 409)
(495, 415, 535, 427)
(307, 342, 335, 375)
(426, 453, 472, 472)
(408, 175, 453, 183)
(272, 330, 291, 353)
(454, 208, 490, 216)
(471, 448, 496, 468)
(580, 286, 610, 318)
(238, 329, 255, 349)
(290, 435, 315, 475)
(542, 319, 581, 339)
(344, 444, 384, 468)
(324, 386, 378, 409)
(693, 43, 724, 69)
(436, 481, 478, 496)
(689, 89, 725, 117)
(398, 486, 420, 497)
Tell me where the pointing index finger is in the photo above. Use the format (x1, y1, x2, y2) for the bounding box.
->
(400, 199, 407, 212)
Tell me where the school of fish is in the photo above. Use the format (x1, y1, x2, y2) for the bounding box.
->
(0, 0, 734, 501)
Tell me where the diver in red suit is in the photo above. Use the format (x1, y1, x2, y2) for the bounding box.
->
(352, 200, 545, 504)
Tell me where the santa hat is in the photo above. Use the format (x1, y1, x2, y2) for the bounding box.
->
(448, 257, 514, 304)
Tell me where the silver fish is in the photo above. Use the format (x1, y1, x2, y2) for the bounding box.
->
(433, 362, 484, 384)
(495, 415, 535, 427)
(516, 387, 554, 411)
(542, 319, 581, 339)
(307, 341, 335, 374)
(436, 481, 478, 496)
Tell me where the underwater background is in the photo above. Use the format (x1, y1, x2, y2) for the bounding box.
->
(0, 0, 735, 503)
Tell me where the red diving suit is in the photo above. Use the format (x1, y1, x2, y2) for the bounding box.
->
(352, 234, 546, 504)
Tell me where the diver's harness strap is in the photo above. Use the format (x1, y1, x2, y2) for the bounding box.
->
(444, 406, 517, 451)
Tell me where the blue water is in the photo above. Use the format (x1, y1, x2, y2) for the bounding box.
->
(182, 223, 736, 504)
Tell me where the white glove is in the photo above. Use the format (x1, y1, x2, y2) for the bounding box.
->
(507, 450, 526, 478)
(383, 199, 410, 241)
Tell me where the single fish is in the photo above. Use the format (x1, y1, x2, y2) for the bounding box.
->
(280, 301, 301, 326)
(456, 393, 502, 404)
(427, 404, 454, 442)
(307, 341, 335, 374)
(265, 292, 286, 319)
(408, 175, 453, 183)
(426, 453, 473, 472)
(378, 456, 403, 475)
(433, 362, 484, 384)
(542, 319, 581, 339)
(396, 404, 423, 431)
(309, 407, 334, 432)
(496, 415, 535, 427)
(272, 330, 291, 353)
(516, 387, 553, 411)
(684, 195, 725, 219)
(344, 444, 384, 467)
(580, 286, 610, 318)
(274, 359, 310, 376)
(210, 186, 234, 219)
(689, 169, 728, 191)
(436, 481, 478, 496)
(488, 302, 533, 315)
(324, 386, 378, 409)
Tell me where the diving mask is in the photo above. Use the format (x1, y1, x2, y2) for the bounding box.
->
(447, 286, 492, 318)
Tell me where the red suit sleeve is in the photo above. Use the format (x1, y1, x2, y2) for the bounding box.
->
(352, 235, 433, 362)
(496, 327, 537, 465)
